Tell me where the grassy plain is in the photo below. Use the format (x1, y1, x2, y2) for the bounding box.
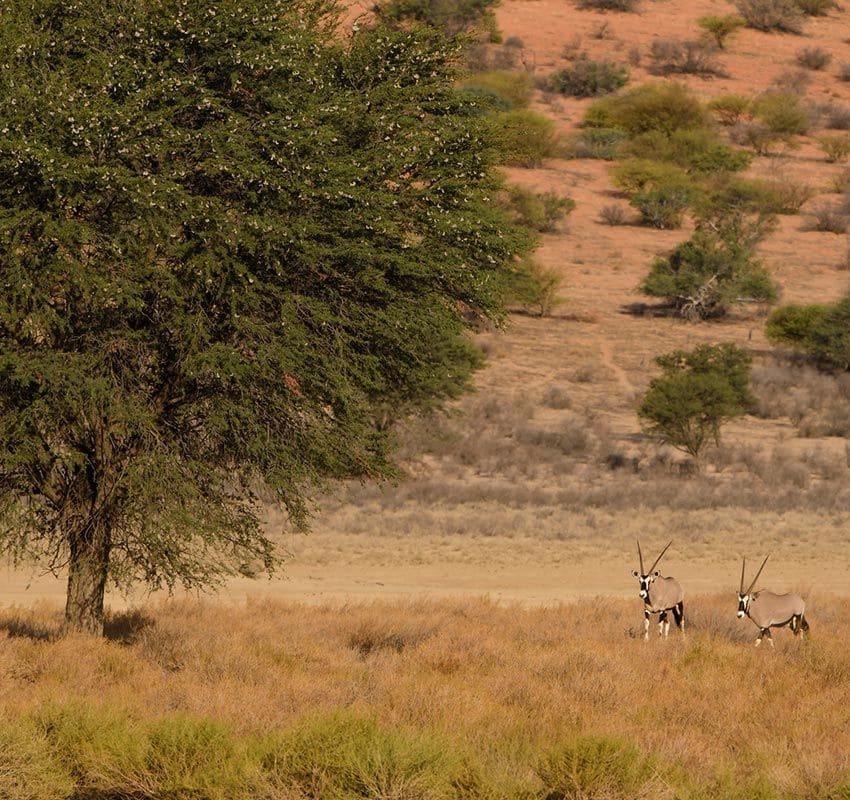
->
(1, 597, 849, 799)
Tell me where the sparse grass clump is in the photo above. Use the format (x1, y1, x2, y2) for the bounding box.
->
(796, 45, 832, 70)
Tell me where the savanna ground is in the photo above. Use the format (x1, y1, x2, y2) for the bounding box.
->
(4, 0, 850, 797)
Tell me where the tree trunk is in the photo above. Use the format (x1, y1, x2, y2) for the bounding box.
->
(64, 520, 112, 636)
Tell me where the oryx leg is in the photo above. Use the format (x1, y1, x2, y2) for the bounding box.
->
(658, 610, 669, 638)
(644, 609, 650, 641)
(672, 602, 684, 635)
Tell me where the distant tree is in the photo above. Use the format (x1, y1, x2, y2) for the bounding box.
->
(0, 0, 533, 634)
(638, 344, 753, 460)
(766, 298, 850, 370)
(640, 207, 777, 319)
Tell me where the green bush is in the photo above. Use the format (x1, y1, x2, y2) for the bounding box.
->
(490, 109, 561, 166)
(641, 208, 777, 317)
(610, 158, 691, 194)
(704, 175, 814, 215)
(625, 129, 751, 173)
(734, 0, 804, 32)
(753, 91, 810, 135)
(697, 14, 746, 48)
(632, 182, 697, 228)
(547, 56, 629, 97)
(461, 70, 534, 109)
(569, 127, 627, 159)
(648, 39, 723, 77)
(0, 720, 74, 800)
(504, 256, 565, 316)
(375, 0, 501, 34)
(537, 736, 662, 800)
(707, 93, 753, 125)
(503, 186, 576, 232)
(818, 133, 850, 163)
(766, 299, 850, 370)
(583, 82, 709, 136)
(638, 344, 753, 459)
(577, 0, 639, 10)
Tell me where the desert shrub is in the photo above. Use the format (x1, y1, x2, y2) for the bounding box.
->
(547, 56, 629, 97)
(583, 82, 709, 136)
(260, 712, 481, 800)
(577, 0, 639, 10)
(631, 182, 697, 228)
(704, 175, 814, 214)
(839, 63, 850, 82)
(803, 201, 849, 233)
(569, 127, 627, 159)
(537, 736, 662, 800)
(730, 121, 793, 155)
(792, 0, 834, 13)
(753, 91, 810, 135)
(770, 68, 811, 94)
(0, 720, 74, 800)
(766, 298, 850, 370)
(490, 109, 561, 166)
(707, 93, 753, 125)
(504, 257, 565, 316)
(610, 158, 690, 194)
(461, 70, 534, 108)
(503, 35, 524, 48)
(818, 133, 850, 163)
(822, 103, 850, 130)
(641, 207, 778, 317)
(624, 129, 752, 173)
(697, 14, 745, 48)
(733, 0, 804, 32)
(638, 344, 753, 459)
(599, 203, 630, 225)
(648, 39, 723, 77)
(375, 0, 501, 34)
(796, 46, 832, 70)
(542, 385, 573, 409)
(503, 186, 576, 232)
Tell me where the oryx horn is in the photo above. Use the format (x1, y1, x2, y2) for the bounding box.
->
(740, 558, 746, 594)
(745, 554, 770, 596)
(637, 539, 645, 574)
(648, 540, 672, 574)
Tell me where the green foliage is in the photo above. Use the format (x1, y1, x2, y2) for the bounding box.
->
(753, 92, 810, 135)
(0, 720, 74, 800)
(624, 129, 752, 173)
(569, 127, 627, 159)
(577, 0, 639, 10)
(503, 257, 565, 316)
(0, 0, 533, 633)
(818, 134, 850, 163)
(641, 208, 777, 317)
(703, 175, 814, 215)
(610, 159, 697, 228)
(537, 736, 661, 800)
(584, 82, 709, 136)
(707, 93, 753, 125)
(461, 70, 534, 108)
(375, 0, 501, 34)
(610, 159, 690, 194)
(489, 109, 562, 166)
(733, 0, 805, 32)
(638, 344, 753, 459)
(766, 299, 850, 370)
(503, 186, 576, 232)
(547, 56, 629, 98)
(697, 15, 746, 48)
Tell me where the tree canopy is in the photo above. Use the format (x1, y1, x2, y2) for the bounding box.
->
(0, 0, 533, 633)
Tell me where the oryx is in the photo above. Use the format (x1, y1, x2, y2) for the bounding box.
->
(737, 555, 809, 647)
(632, 540, 684, 640)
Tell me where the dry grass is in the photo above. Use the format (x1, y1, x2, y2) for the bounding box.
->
(1, 597, 849, 799)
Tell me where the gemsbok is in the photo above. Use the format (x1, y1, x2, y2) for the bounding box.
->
(737, 555, 809, 647)
(632, 540, 684, 640)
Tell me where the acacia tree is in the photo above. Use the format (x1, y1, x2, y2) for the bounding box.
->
(0, 0, 533, 634)
(638, 344, 752, 460)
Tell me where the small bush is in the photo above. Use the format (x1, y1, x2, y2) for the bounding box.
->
(707, 93, 753, 126)
(0, 720, 74, 800)
(490, 109, 561, 167)
(461, 71, 534, 109)
(569, 127, 627, 159)
(796, 46, 832, 70)
(541, 385, 573, 409)
(625, 128, 752, 173)
(504, 185, 576, 232)
(823, 103, 850, 130)
(839, 63, 850, 82)
(792, 0, 834, 13)
(803, 201, 849, 233)
(818, 134, 850, 163)
(632, 182, 697, 228)
(538, 737, 664, 800)
(707, 176, 814, 214)
(730, 121, 793, 155)
(771, 68, 811, 95)
(766, 298, 850, 370)
(610, 158, 691, 195)
(547, 55, 629, 97)
(583, 82, 709, 136)
(577, 0, 639, 10)
(734, 0, 804, 32)
(649, 39, 723, 77)
(504, 256, 565, 316)
(599, 203, 630, 225)
(753, 91, 810, 135)
(697, 15, 745, 48)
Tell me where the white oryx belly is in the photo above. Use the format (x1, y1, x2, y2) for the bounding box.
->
(646, 577, 683, 613)
(749, 592, 805, 628)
